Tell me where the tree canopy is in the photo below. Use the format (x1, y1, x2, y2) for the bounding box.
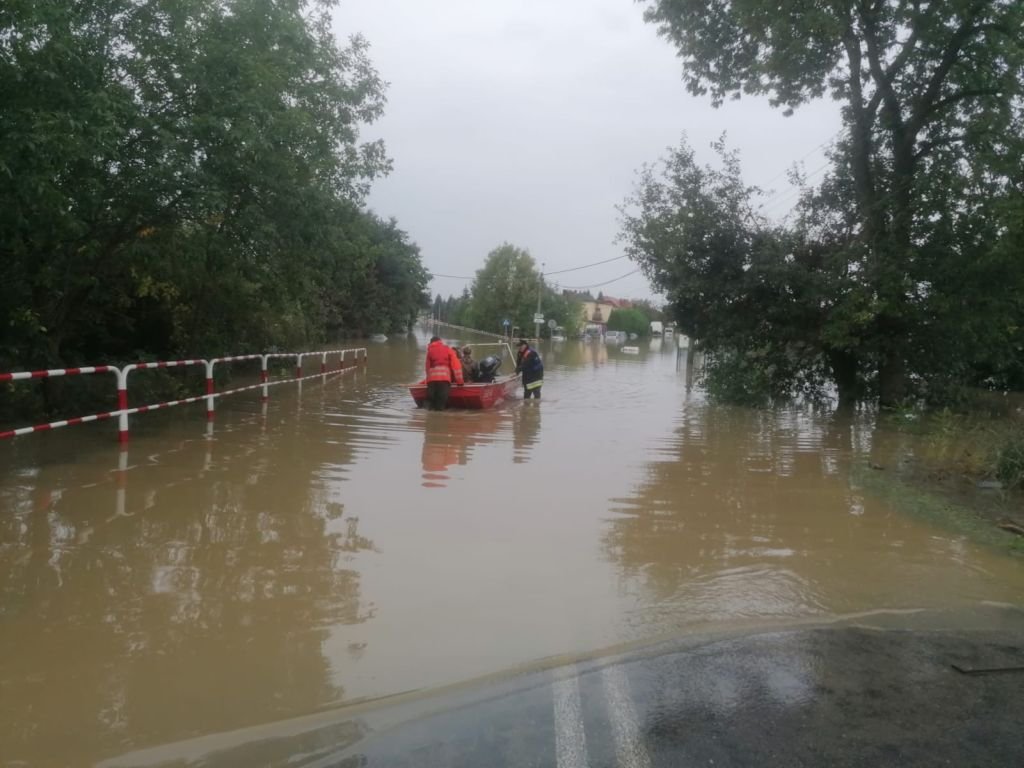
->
(0, 0, 428, 379)
(606, 309, 651, 337)
(635, 0, 1024, 405)
(459, 244, 581, 336)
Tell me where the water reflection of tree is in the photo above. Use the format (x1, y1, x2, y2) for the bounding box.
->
(600, 402, 902, 621)
(0, 423, 376, 765)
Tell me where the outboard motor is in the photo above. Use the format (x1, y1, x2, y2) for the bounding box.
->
(476, 355, 501, 383)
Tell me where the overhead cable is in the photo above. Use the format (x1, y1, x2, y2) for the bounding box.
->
(559, 269, 641, 291)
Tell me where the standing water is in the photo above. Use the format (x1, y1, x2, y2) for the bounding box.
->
(2, 332, 1022, 765)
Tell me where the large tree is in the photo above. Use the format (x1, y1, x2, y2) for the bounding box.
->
(462, 244, 580, 336)
(0, 0, 422, 379)
(464, 244, 543, 334)
(622, 138, 841, 402)
(641, 0, 1024, 405)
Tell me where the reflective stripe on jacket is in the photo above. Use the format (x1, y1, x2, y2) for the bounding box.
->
(426, 341, 464, 385)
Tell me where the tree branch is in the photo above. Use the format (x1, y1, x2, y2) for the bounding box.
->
(865, 20, 922, 118)
(928, 87, 1003, 118)
(858, 5, 906, 133)
(907, 2, 988, 135)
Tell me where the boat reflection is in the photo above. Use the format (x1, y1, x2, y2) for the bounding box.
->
(418, 407, 513, 487)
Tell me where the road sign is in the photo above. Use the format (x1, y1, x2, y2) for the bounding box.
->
(502, 318, 511, 327)
(533, 313, 544, 324)
(547, 319, 557, 329)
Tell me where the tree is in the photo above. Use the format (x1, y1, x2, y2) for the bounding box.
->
(641, 0, 1024, 405)
(607, 308, 651, 337)
(630, 299, 666, 323)
(464, 244, 542, 334)
(0, 0, 427, 390)
(542, 290, 583, 336)
(459, 244, 581, 337)
(622, 138, 836, 402)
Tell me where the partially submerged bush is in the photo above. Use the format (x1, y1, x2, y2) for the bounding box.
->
(995, 432, 1024, 490)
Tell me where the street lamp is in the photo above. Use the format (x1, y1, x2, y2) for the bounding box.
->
(534, 262, 545, 342)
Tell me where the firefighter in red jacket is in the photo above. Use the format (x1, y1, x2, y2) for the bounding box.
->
(424, 336, 464, 410)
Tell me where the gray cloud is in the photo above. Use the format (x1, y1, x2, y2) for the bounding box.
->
(336, 0, 842, 301)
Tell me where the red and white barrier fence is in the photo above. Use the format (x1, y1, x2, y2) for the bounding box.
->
(0, 347, 368, 443)
(119, 359, 208, 443)
(0, 366, 121, 440)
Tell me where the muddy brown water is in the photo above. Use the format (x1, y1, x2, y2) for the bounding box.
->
(2, 333, 1023, 766)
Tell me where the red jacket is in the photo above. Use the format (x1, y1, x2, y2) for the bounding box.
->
(426, 341, 464, 385)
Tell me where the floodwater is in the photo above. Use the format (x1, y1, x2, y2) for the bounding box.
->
(2, 332, 1022, 766)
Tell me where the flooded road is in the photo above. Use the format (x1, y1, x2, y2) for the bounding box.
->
(2, 332, 1023, 766)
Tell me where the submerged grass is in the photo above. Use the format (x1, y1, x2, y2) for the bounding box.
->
(856, 460, 1024, 557)
(863, 395, 1024, 554)
(882, 404, 1024, 489)
(852, 464, 1023, 555)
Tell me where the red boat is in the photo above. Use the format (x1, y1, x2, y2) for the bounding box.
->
(409, 342, 520, 409)
(409, 375, 519, 409)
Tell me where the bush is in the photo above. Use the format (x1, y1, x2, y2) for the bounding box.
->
(701, 345, 830, 407)
(995, 431, 1024, 490)
(702, 352, 780, 407)
(606, 308, 650, 337)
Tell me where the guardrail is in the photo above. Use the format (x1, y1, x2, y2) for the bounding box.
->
(0, 347, 368, 443)
(0, 366, 122, 440)
(426, 319, 509, 341)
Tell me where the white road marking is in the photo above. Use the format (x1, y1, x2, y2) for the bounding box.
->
(553, 674, 589, 768)
(601, 664, 652, 768)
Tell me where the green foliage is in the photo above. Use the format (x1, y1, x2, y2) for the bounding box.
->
(433, 289, 472, 327)
(629, 299, 665, 323)
(641, 0, 1024, 405)
(995, 433, 1024, 491)
(460, 244, 580, 336)
(461, 244, 539, 334)
(0, 0, 427, 382)
(606, 308, 650, 337)
(542, 291, 583, 336)
(701, 353, 775, 408)
(621, 137, 837, 404)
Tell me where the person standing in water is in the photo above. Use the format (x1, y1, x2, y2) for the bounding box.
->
(515, 339, 543, 400)
(424, 336, 463, 410)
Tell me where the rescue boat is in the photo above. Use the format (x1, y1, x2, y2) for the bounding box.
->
(409, 375, 519, 409)
(409, 342, 520, 409)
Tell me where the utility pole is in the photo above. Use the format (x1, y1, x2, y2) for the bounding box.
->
(534, 262, 545, 342)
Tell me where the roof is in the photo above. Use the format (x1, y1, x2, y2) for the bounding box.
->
(601, 296, 632, 309)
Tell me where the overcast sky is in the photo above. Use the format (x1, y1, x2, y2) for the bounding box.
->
(335, 0, 842, 302)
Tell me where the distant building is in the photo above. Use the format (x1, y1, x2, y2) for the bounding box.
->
(566, 291, 638, 334)
(579, 300, 617, 332)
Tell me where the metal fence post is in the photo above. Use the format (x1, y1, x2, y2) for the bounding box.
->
(205, 360, 216, 421)
(260, 355, 269, 402)
(116, 367, 129, 444)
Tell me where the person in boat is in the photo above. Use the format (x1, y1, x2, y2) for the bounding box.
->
(460, 346, 479, 383)
(425, 336, 463, 410)
(515, 339, 543, 400)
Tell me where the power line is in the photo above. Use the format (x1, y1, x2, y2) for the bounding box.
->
(428, 254, 629, 282)
(756, 129, 842, 190)
(560, 268, 641, 291)
(757, 159, 832, 213)
(545, 254, 628, 275)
